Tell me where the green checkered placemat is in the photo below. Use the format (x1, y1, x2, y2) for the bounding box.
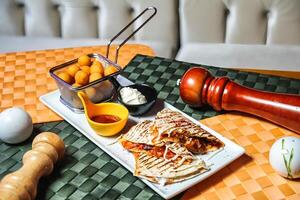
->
(1, 55, 300, 200)
(1, 122, 158, 200)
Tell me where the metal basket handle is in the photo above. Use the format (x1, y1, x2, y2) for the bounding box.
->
(106, 6, 157, 64)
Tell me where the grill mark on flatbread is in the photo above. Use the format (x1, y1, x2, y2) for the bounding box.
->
(143, 157, 161, 168)
(140, 155, 190, 173)
(142, 156, 172, 174)
(135, 153, 208, 184)
(143, 156, 172, 171)
(139, 153, 147, 160)
(155, 109, 206, 137)
(121, 120, 164, 147)
(122, 120, 154, 144)
(155, 160, 172, 171)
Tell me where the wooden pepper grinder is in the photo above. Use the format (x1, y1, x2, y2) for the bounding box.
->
(0, 132, 65, 200)
(179, 67, 300, 134)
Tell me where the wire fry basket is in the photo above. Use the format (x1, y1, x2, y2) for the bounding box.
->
(49, 7, 157, 113)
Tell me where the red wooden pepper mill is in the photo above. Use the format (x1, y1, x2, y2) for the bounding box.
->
(179, 67, 300, 134)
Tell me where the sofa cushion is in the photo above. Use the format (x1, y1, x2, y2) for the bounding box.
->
(0, 36, 174, 58)
(179, 0, 300, 45)
(0, 0, 178, 51)
(176, 43, 300, 71)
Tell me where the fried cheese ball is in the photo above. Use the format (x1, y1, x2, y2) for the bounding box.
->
(66, 64, 80, 77)
(80, 65, 90, 75)
(78, 55, 91, 66)
(89, 73, 103, 83)
(57, 72, 73, 84)
(75, 70, 89, 85)
(90, 61, 104, 75)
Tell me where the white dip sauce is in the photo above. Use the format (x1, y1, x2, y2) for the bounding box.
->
(120, 87, 147, 105)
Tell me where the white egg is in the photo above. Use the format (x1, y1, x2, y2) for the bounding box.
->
(0, 107, 33, 144)
(269, 136, 300, 179)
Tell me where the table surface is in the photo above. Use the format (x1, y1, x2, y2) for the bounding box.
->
(184, 113, 300, 200)
(239, 68, 300, 80)
(1, 47, 300, 200)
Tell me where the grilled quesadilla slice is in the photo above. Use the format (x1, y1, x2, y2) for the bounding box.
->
(119, 116, 211, 184)
(119, 120, 166, 156)
(154, 108, 224, 154)
(120, 121, 198, 161)
(134, 151, 208, 184)
(120, 122, 194, 159)
(120, 120, 159, 145)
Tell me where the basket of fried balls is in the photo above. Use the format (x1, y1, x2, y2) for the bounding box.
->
(56, 55, 119, 88)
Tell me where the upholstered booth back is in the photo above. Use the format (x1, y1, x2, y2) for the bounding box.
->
(0, 0, 177, 45)
(1, 0, 300, 71)
(180, 0, 300, 46)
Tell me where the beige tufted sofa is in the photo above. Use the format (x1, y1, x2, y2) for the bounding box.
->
(176, 0, 300, 71)
(0, 0, 178, 58)
(1, 0, 300, 71)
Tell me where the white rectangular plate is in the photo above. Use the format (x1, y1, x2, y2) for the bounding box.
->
(40, 76, 245, 199)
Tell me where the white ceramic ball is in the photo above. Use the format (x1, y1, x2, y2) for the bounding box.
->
(0, 107, 33, 144)
(269, 136, 300, 179)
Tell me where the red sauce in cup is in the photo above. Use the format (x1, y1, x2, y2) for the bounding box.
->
(91, 114, 121, 123)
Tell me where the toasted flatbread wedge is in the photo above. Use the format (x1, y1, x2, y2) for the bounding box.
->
(154, 108, 224, 154)
(120, 121, 193, 159)
(119, 120, 166, 155)
(119, 117, 211, 184)
(120, 120, 158, 146)
(134, 152, 208, 185)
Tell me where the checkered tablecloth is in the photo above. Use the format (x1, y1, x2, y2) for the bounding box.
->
(1, 54, 300, 199)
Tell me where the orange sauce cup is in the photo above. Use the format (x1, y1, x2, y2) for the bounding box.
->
(78, 92, 128, 136)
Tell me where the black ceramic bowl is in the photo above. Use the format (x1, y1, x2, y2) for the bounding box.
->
(117, 84, 157, 116)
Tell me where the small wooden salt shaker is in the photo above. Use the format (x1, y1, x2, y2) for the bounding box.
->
(0, 132, 65, 200)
